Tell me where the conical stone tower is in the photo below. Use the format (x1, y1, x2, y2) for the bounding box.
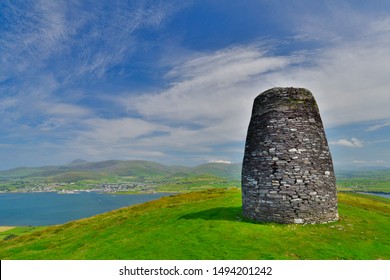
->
(242, 87, 338, 224)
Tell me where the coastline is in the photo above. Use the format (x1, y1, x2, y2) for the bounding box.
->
(356, 191, 390, 198)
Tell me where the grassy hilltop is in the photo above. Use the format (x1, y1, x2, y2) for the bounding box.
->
(0, 161, 389, 259)
(0, 160, 242, 180)
(0, 188, 389, 260)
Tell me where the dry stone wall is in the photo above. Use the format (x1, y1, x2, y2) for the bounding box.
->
(242, 87, 338, 224)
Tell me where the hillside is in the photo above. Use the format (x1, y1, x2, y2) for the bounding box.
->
(0, 160, 183, 178)
(2, 160, 389, 193)
(0, 189, 388, 260)
(190, 162, 241, 180)
(0, 160, 241, 180)
(336, 168, 390, 180)
(336, 168, 390, 193)
(2, 160, 389, 183)
(0, 160, 242, 192)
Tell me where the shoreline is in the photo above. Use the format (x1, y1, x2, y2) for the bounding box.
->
(356, 191, 390, 198)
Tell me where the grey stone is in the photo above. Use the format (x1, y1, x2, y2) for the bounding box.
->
(294, 218, 304, 224)
(242, 87, 338, 224)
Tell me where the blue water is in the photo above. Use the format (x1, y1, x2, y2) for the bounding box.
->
(359, 192, 390, 199)
(0, 192, 170, 226)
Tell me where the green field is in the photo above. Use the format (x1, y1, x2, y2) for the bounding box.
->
(337, 178, 390, 193)
(336, 168, 390, 193)
(0, 226, 47, 241)
(0, 189, 388, 260)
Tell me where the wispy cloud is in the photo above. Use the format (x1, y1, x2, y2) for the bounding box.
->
(0, 0, 177, 83)
(77, 117, 165, 145)
(209, 159, 232, 164)
(89, 27, 390, 164)
(366, 121, 390, 132)
(263, 27, 390, 127)
(0, 1, 72, 74)
(352, 160, 386, 165)
(0, 0, 179, 167)
(330, 138, 364, 148)
(128, 45, 296, 126)
(106, 45, 298, 164)
(1, 1, 390, 169)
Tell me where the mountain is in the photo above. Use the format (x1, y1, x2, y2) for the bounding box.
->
(190, 162, 241, 180)
(68, 159, 88, 165)
(0, 160, 242, 181)
(2, 159, 389, 184)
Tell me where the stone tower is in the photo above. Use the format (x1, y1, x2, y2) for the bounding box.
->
(242, 87, 338, 224)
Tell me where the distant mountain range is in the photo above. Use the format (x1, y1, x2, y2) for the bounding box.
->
(1, 159, 389, 182)
(0, 160, 242, 181)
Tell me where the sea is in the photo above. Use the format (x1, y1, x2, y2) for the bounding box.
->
(0, 192, 170, 226)
(358, 192, 390, 199)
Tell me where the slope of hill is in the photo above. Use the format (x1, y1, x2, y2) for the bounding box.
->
(336, 168, 390, 180)
(0, 160, 182, 178)
(0, 160, 242, 192)
(190, 162, 241, 180)
(0, 160, 241, 179)
(2, 160, 388, 193)
(0, 189, 388, 260)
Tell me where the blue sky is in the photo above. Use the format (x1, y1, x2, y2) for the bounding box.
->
(1, 0, 390, 170)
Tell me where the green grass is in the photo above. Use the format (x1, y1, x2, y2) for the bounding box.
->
(0, 226, 47, 241)
(337, 178, 390, 193)
(0, 189, 388, 260)
(155, 174, 240, 192)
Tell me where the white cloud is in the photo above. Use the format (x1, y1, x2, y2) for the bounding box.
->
(261, 33, 390, 128)
(330, 138, 364, 148)
(65, 1, 179, 81)
(0, 1, 177, 82)
(2, 1, 390, 168)
(293, 3, 371, 43)
(126, 45, 296, 135)
(366, 121, 390, 132)
(352, 160, 387, 165)
(116, 28, 390, 163)
(53, 117, 171, 162)
(101, 45, 298, 164)
(123, 14, 390, 145)
(0, 1, 72, 71)
(41, 102, 91, 117)
(77, 118, 165, 144)
(209, 160, 232, 164)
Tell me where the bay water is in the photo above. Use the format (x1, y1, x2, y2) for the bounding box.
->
(0, 192, 170, 226)
(359, 192, 390, 199)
